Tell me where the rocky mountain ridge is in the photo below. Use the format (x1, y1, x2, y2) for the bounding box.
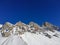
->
(0, 21, 60, 38)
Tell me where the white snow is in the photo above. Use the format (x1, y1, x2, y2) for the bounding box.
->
(0, 31, 60, 45)
(0, 24, 3, 28)
(20, 32, 60, 45)
(0, 33, 27, 45)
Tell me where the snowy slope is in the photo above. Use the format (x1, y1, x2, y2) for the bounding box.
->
(20, 32, 60, 45)
(0, 33, 27, 45)
(0, 22, 60, 45)
(0, 31, 60, 45)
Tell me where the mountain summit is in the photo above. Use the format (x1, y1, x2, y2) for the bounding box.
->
(0, 21, 60, 45)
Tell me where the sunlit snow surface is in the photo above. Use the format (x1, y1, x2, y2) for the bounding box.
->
(20, 32, 60, 45)
(0, 31, 60, 45)
(0, 33, 27, 45)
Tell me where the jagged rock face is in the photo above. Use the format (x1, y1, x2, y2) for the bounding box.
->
(1, 22, 13, 37)
(28, 22, 46, 33)
(29, 22, 41, 31)
(43, 22, 52, 27)
(15, 21, 28, 31)
(16, 21, 28, 28)
(28, 22, 49, 33)
(2, 22, 13, 30)
(43, 22, 59, 32)
(1, 32, 10, 37)
(12, 26, 28, 35)
(15, 22, 23, 26)
(28, 22, 39, 33)
(43, 22, 54, 32)
(13, 21, 28, 34)
(15, 21, 26, 26)
(0, 21, 59, 37)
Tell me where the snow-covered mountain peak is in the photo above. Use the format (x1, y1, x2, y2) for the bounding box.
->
(0, 22, 60, 45)
(15, 21, 26, 26)
(4, 22, 13, 27)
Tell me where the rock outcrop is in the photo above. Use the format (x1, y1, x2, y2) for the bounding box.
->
(0, 21, 59, 37)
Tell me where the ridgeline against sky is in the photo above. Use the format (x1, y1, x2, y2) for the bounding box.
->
(0, 0, 60, 26)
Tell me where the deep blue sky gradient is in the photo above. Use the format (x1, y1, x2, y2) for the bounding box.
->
(0, 0, 60, 26)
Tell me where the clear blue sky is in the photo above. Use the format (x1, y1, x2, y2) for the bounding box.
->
(0, 0, 60, 26)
